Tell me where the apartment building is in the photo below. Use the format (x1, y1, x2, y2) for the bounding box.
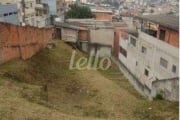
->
(0, 0, 22, 25)
(42, 0, 64, 16)
(0, 0, 36, 26)
(41, 0, 65, 24)
(0, 4, 19, 25)
(80, 0, 87, 4)
(56, 0, 65, 15)
(117, 14, 179, 100)
(35, 0, 50, 27)
(91, 9, 113, 21)
(65, 0, 76, 6)
(24, 0, 36, 26)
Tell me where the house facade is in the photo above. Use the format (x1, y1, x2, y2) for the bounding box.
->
(35, 0, 50, 27)
(89, 27, 114, 57)
(42, 0, 64, 16)
(24, 0, 36, 26)
(91, 9, 113, 21)
(113, 22, 127, 57)
(56, 22, 89, 52)
(56, 19, 115, 57)
(118, 14, 179, 101)
(0, 0, 34, 26)
(0, 4, 19, 25)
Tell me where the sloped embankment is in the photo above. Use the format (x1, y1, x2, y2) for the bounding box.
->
(0, 40, 178, 120)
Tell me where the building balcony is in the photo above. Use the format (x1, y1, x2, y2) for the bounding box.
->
(35, 4, 44, 9)
(25, 9, 35, 15)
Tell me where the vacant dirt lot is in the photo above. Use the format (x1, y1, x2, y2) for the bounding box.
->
(0, 40, 178, 120)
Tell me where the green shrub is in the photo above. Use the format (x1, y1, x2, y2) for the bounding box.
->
(154, 90, 164, 100)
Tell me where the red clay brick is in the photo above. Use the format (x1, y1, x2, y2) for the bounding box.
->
(0, 22, 54, 63)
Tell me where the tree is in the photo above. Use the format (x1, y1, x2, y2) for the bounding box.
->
(65, 5, 94, 19)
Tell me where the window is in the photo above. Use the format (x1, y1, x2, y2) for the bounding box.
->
(120, 46, 127, 58)
(13, 12, 17, 14)
(172, 65, 177, 73)
(136, 61, 138, 66)
(36, 0, 41, 4)
(9, 12, 13, 15)
(141, 46, 147, 54)
(160, 57, 168, 69)
(3, 13, 8, 16)
(130, 37, 136, 47)
(159, 29, 166, 41)
(144, 69, 149, 77)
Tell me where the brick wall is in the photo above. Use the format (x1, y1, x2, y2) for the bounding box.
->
(79, 30, 89, 41)
(157, 26, 179, 48)
(113, 27, 128, 58)
(0, 22, 54, 64)
(94, 12, 113, 21)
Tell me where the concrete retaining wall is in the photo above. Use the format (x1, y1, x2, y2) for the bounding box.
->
(152, 78, 179, 101)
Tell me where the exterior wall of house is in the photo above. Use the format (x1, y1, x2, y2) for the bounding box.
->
(42, 0, 64, 16)
(24, 0, 36, 26)
(139, 31, 179, 80)
(65, 0, 76, 6)
(79, 42, 88, 52)
(35, 0, 50, 28)
(90, 28, 114, 46)
(0, 22, 54, 63)
(0, 0, 23, 25)
(35, 16, 50, 27)
(90, 45, 111, 57)
(89, 28, 114, 57)
(119, 30, 179, 90)
(119, 34, 141, 82)
(157, 26, 179, 48)
(42, 0, 57, 15)
(79, 30, 89, 41)
(0, 4, 19, 25)
(56, 0, 65, 15)
(113, 26, 127, 58)
(61, 28, 78, 42)
(151, 78, 179, 101)
(98, 46, 111, 57)
(122, 16, 134, 28)
(93, 12, 113, 21)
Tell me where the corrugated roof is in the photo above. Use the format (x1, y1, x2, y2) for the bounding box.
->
(135, 14, 179, 31)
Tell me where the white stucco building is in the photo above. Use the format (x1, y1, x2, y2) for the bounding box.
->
(118, 14, 179, 101)
(0, 0, 36, 26)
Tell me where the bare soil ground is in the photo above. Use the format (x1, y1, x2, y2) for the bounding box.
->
(0, 40, 178, 120)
